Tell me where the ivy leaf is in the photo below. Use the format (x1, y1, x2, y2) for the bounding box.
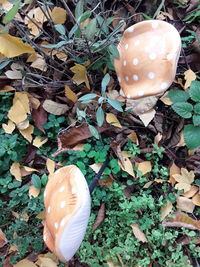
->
(193, 115, 200, 126)
(168, 90, 190, 103)
(107, 98, 123, 112)
(189, 81, 200, 102)
(194, 103, 200, 114)
(96, 107, 104, 127)
(184, 124, 200, 149)
(3, 1, 20, 24)
(31, 174, 41, 189)
(172, 103, 193, 118)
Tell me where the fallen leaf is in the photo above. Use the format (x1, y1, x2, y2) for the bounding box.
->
(143, 181, 153, 188)
(131, 224, 148, 243)
(36, 210, 45, 220)
(29, 185, 40, 198)
(138, 109, 156, 127)
(137, 161, 152, 176)
(71, 143, 85, 151)
(161, 201, 173, 221)
(160, 91, 173, 105)
(19, 124, 34, 142)
(10, 162, 21, 181)
(14, 92, 30, 114)
(98, 176, 113, 188)
(118, 151, 135, 177)
(90, 163, 103, 173)
(54, 50, 68, 61)
(0, 33, 34, 58)
(176, 196, 195, 213)
(8, 99, 27, 124)
(192, 193, 200, 206)
(43, 99, 69, 115)
(92, 203, 105, 233)
(5, 69, 22, 79)
(9, 244, 19, 253)
(107, 258, 121, 267)
(154, 132, 162, 145)
(2, 119, 15, 134)
(0, 228, 8, 248)
(17, 119, 29, 130)
(14, 259, 37, 267)
(46, 158, 55, 175)
(0, 85, 15, 92)
(176, 131, 186, 147)
(169, 162, 180, 185)
(127, 131, 139, 144)
(33, 136, 48, 148)
(70, 63, 90, 89)
(173, 168, 195, 192)
(31, 104, 47, 133)
(30, 54, 47, 71)
(184, 69, 196, 89)
(51, 7, 67, 24)
(65, 85, 77, 103)
(36, 254, 58, 267)
(20, 166, 39, 177)
(106, 113, 122, 128)
(182, 185, 199, 198)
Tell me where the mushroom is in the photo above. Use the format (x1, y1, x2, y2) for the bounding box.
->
(43, 165, 91, 262)
(114, 20, 181, 114)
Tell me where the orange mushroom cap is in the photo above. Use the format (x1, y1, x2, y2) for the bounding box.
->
(114, 20, 181, 99)
(43, 165, 91, 262)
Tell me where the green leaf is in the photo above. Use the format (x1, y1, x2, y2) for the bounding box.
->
(189, 81, 200, 102)
(96, 107, 104, 127)
(168, 90, 190, 103)
(31, 174, 41, 189)
(75, 0, 84, 21)
(85, 18, 97, 40)
(184, 124, 200, 149)
(55, 24, 66, 35)
(78, 10, 91, 23)
(101, 73, 110, 95)
(41, 41, 67, 49)
(194, 103, 200, 114)
(79, 93, 97, 102)
(107, 98, 123, 112)
(88, 125, 99, 139)
(108, 44, 120, 59)
(3, 1, 20, 24)
(193, 115, 200, 126)
(172, 102, 193, 118)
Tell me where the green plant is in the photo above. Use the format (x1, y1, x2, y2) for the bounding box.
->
(169, 80, 200, 149)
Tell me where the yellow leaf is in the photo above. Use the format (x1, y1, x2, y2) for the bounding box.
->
(36, 254, 58, 267)
(131, 224, 148, 243)
(127, 131, 138, 144)
(169, 162, 180, 185)
(182, 185, 199, 198)
(184, 69, 196, 89)
(14, 92, 30, 114)
(43, 99, 69, 115)
(29, 185, 40, 198)
(0, 33, 34, 58)
(2, 120, 15, 134)
(106, 113, 122, 128)
(10, 162, 21, 182)
(118, 151, 135, 177)
(173, 168, 195, 192)
(14, 259, 37, 267)
(8, 99, 27, 124)
(160, 200, 173, 221)
(46, 158, 55, 174)
(27, 19, 42, 36)
(70, 63, 90, 89)
(192, 193, 200, 206)
(19, 124, 34, 142)
(137, 161, 152, 175)
(28, 93, 40, 109)
(89, 163, 103, 173)
(65, 85, 77, 102)
(160, 92, 172, 105)
(154, 132, 162, 145)
(0, 85, 15, 92)
(20, 166, 39, 177)
(17, 119, 29, 130)
(36, 210, 45, 220)
(0, 228, 8, 248)
(138, 109, 156, 127)
(51, 7, 67, 24)
(176, 196, 195, 213)
(33, 136, 48, 148)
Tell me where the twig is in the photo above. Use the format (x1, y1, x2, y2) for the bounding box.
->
(153, 0, 165, 19)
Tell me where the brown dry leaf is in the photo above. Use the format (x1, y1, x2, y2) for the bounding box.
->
(163, 212, 200, 230)
(2, 120, 15, 134)
(92, 203, 105, 233)
(106, 113, 122, 128)
(53, 50, 68, 61)
(137, 161, 152, 176)
(0, 85, 15, 92)
(8, 99, 27, 124)
(154, 133, 162, 145)
(70, 64, 90, 89)
(17, 119, 29, 130)
(182, 185, 199, 198)
(20, 166, 39, 177)
(65, 85, 77, 103)
(173, 168, 195, 192)
(9, 244, 19, 253)
(176, 196, 195, 213)
(43, 99, 69, 115)
(169, 162, 180, 185)
(19, 124, 34, 142)
(33, 136, 48, 148)
(131, 224, 148, 243)
(138, 109, 156, 127)
(30, 54, 47, 71)
(28, 94, 40, 109)
(118, 151, 135, 177)
(14, 259, 37, 267)
(184, 69, 196, 89)
(90, 163, 103, 173)
(10, 162, 21, 182)
(127, 131, 139, 144)
(51, 7, 67, 24)
(36, 254, 58, 267)
(160, 201, 173, 221)
(98, 176, 113, 188)
(46, 158, 55, 175)
(27, 19, 42, 36)
(160, 92, 173, 105)
(36, 210, 45, 220)
(192, 193, 200, 206)
(176, 131, 186, 147)
(154, 178, 166, 183)
(29, 185, 40, 199)
(0, 228, 8, 248)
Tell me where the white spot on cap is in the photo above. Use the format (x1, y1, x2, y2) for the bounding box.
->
(43, 235, 47, 241)
(148, 72, 155, 79)
(152, 21, 158, 29)
(54, 222, 59, 229)
(133, 74, 138, 81)
(125, 76, 129, 81)
(123, 60, 127, 66)
(149, 53, 157, 60)
(60, 218, 65, 227)
(138, 90, 144, 97)
(125, 44, 129, 50)
(167, 53, 174, 60)
(134, 40, 140, 46)
(59, 186, 65, 192)
(161, 82, 168, 90)
(72, 187, 77, 194)
(60, 201, 66, 208)
(118, 76, 121, 83)
(133, 58, 139, 65)
(127, 94, 131, 99)
(47, 206, 51, 213)
(128, 26, 134, 32)
(44, 191, 46, 198)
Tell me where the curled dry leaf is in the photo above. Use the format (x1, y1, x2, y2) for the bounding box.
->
(127, 131, 139, 144)
(92, 203, 106, 233)
(131, 224, 148, 243)
(176, 196, 195, 213)
(184, 69, 196, 89)
(16, 119, 29, 130)
(137, 161, 152, 176)
(20, 166, 39, 177)
(0, 228, 8, 248)
(70, 63, 90, 89)
(90, 163, 103, 173)
(13, 259, 37, 267)
(118, 151, 135, 177)
(169, 162, 180, 185)
(173, 168, 195, 193)
(65, 85, 77, 103)
(106, 113, 122, 128)
(160, 200, 173, 221)
(19, 124, 34, 143)
(33, 136, 48, 148)
(2, 119, 15, 134)
(29, 185, 40, 199)
(182, 185, 199, 198)
(192, 193, 200, 206)
(43, 99, 69, 115)
(138, 109, 156, 127)
(10, 162, 21, 182)
(46, 158, 55, 175)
